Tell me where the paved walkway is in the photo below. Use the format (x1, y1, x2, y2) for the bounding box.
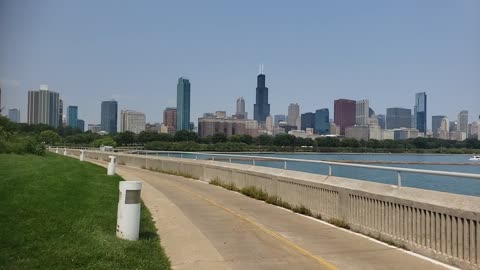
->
(89, 159, 456, 270)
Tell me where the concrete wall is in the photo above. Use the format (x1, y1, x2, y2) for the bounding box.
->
(59, 148, 480, 270)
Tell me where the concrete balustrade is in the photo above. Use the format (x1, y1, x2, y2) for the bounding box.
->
(56, 148, 480, 270)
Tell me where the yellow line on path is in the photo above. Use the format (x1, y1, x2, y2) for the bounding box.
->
(171, 182, 339, 270)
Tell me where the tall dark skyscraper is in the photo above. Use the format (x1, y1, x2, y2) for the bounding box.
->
(176, 77, 191, 131)
(334, 99, 356, 135)
(301, 112, 315, 131)
(386, 107, 411, 129)
(315, 108, 330, 135)
(414, 92, 427, 134)
(253, 65, 270, 123)
(101, 100, 118, 134)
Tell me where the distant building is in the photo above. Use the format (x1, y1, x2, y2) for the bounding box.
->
(329, 122, 340, 135)
(245, 120, 260, 137)
(414, 92, 427, 134)
(88, 124, 102, 133)
(457, 110, 468, 133)
(287, 103, 300, 127)
(334, 99, 356, 135)
(236, 97, 247, 119)
(145, 122, 162, 133)
(120, 110, 146, 134)
(449, 121, 458, 132)
(386, 107, 411, 129)
(27, 85, 60, 128)
(176, 77, 191, 131)
(274, 114, 286, 127)
(377, 114, 386, 129)
(77, 119, 85, 132)
(355, 100, 369, 126)
(315, 108, 329, 135)
(253, 67, 270, 123)
(163, 107, 176, 134)
(265, 115, 273, 133)
(393, 128, 419, 140)
(198, 114, 246, 138)
(8, 109, 20, 123)
(58, 99, 63, 127)
(432, 115, 446, 137)
(345, 126, 369, 141)
(300, 112, 315, 131)
(101, 100, 118, 134)
(215, 111, 227, 118)
(449, 130, 466, 141)
(67, 106, 78, 128)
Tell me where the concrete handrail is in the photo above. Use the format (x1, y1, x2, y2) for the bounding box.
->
(130, 150, 480, 187)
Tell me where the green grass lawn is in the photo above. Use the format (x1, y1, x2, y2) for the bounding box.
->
(0, 153, 170, 270)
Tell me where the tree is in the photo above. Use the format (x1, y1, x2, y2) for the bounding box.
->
(174, 130, 198, 142)
(255, 134, 273, 145)
(93, 137, 117, 148)
(114, 131, 136, 146)
(211, 133, 227, 144)
(39, 130, 61, 145)
(273, 134, 296, 147)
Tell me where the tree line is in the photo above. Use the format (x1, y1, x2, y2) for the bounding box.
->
(1, 115, 479, 154)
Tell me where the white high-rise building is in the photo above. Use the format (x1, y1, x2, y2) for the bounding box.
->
(265, 115, 273, 133)
(288, 103, 300, 127)
(120, 110, 146, 134)
(27, 85, 60, 127)
(438, 117, 449, 140)
(355, 99, 369, 126)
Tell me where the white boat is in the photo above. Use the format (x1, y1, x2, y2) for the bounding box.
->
(469, 155, 480, 161)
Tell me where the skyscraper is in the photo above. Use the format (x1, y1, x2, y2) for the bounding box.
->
(432, 115, 446, 137)
(355, 100, 369, 126)
(77, 119, 85, 132)
(287, 103, 300, 127)
(300, 112, 315, 131)
(457, 110, 468, 133)
(334, 99, 356, 135)
(120, 110, 146, 134)
(0, 87, 3, 114)
(163, 107, 177, 132)
(176, 77, 191, 131)
(315, 108, 329, 135)
(67, 106, 78, 128)
(101, 100, 118, 134)
(27, 85, 60, 128)
(274, 114, 287, 127)
(253, 66, 270, 123)
(236, 97, 247, 119)
(8, 109, 20, 123)
(386, 108, 412, 129)
(414, 92, 427, 134)
(377, 114, 386, 129)
(58, 99, 63, 127)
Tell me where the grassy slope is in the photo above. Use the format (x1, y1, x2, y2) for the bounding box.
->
(0, 153, 170, 270)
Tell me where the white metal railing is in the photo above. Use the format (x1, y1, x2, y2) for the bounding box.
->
(126, 150, 480, 188)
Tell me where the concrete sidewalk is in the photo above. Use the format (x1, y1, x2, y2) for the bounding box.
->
(90, 159, 456, 270)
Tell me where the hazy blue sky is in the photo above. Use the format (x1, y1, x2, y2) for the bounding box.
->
(1, 0, 479, 128)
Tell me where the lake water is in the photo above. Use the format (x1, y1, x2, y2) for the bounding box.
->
(155, 152, 480, 197)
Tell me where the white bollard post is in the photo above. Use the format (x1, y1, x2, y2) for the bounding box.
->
(63, 148, 67, 156)
(107, 156, 116, 176)
(55, 147, 59, 154)
(116, 181, 142, 241)
(80, 150, 85, 161)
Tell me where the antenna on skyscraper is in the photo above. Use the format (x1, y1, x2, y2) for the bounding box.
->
(259, 64, 264, 75)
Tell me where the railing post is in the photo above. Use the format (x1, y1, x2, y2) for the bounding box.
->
(284, 160, 287, 170)
(397, 171, 402, 188)
(167, 152, 170, 157)
(180, 153, 183, 159)
(195, 155, 198, 160)
(253, 158, 256, 166)
(229, 158, 232, 163)
(328, 165, 332, 176)
(212, 156, 215, 161)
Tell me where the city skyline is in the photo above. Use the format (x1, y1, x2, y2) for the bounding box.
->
(1, 1, 479, 126)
